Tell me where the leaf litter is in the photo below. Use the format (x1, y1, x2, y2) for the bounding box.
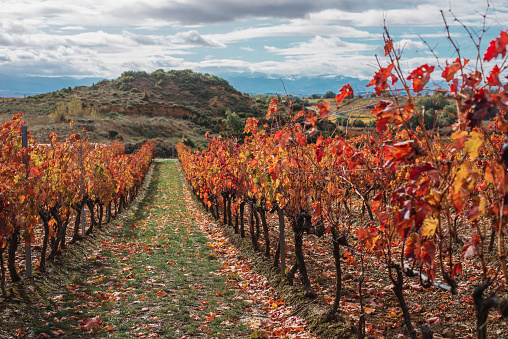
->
(0, 159, 318, 338)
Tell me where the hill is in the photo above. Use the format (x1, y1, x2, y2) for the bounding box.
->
(0, 70, 262, 153)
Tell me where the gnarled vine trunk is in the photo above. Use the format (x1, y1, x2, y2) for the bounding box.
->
(8, 229, 21, 282)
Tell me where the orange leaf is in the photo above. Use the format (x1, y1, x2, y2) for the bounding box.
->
(442, 58, 469, 82)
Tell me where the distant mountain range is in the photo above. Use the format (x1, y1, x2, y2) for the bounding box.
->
(225, 74, 369, 97)
(0, 74, 103, 97)
(0, 72, 368, 98)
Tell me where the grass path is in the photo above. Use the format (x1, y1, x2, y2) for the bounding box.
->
(34, 160, 253, 338)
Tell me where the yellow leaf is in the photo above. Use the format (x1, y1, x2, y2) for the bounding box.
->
(421, 216, 438, 237)
(272, 303, 278, 309)
(454, 163, 474, 192)
(425, 189, 442, 209)
(468, 193, 487, 222)
(464, 131, 483, 160)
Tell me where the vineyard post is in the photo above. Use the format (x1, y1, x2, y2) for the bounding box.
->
(277, 207, 286, 277)
(79, 145, 85, 236)
(22, 125, 32, 278)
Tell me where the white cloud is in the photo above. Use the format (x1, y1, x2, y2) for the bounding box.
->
(264, 36, 373, 56)
(400, 32, 464, 39)
(0, 0, 505, 89)
(395, 39, 426, 51)
(60, 26, 86, 31)
(207, 23, 380, 44)
(174, 30, 226, 48)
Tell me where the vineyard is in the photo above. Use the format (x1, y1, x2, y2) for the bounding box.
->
(0, 113, 155, 296)
(177, 27, 508, 338)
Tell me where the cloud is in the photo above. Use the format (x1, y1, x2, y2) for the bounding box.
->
(264, 36, 373, 56)
(206, 23, 379, 44)
(0, 0, 499, 28)
(122, 30, 162, 45)
(60, 26, 86, 31)
(108, 0, 429, 26)
(0, 0, 505, 89)
(174, 30, 226, 48)
(395, 39, 426, 51)
(399, 32, 464, 39)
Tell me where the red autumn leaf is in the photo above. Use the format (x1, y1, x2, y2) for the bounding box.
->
(483, 30, 508, 61)
(462, 88, 498, 128)
(462, 234, 480, 259)
(407, 64, 435, 93)
(486, 65, 503, 87)
(305, 111, 318, 127)
(384, 39, 393, 56)
(335, 84, 354, 104)
(367, 63, 398, 95)
(442, 58, 469, 82)
(296, 132, 307, 146)
(29, 167, 42, 178)
(266, 98, 278, 120)
(378, 211, 390, 232)
(80, 315, 104, 331)
(383, 140, 413, 163)
(356, 227, 370, 242)
(315, 135, 324, 147)
(449, 78, 459, 94)
(371, 192, 383, 214)
(420, 240, 436, 266)
(396, 216, 414, 241)
(384, 140, 427, 165)
(316, 101, 331, 118)
(332, 140, 345, 156)
(348, 152, 365, 171)
(426, 266, 436, 283)
(451, 262, 463, 279)
(315, 146, 324, 163)
(404, 233, 420, 262)
(462, 71, 482, 88)
(312, 201, 321, 216)
(370, 100, 398, 132)
(409, 163, 436, 181)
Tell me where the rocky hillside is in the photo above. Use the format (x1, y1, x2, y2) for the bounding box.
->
(0, 70, 262, 152)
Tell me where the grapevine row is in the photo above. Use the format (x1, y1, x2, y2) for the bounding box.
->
(178, 28, 508, 338)
(0, 112, 155, 294)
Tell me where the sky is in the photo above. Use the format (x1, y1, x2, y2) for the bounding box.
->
(0, 0, 507, 94)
